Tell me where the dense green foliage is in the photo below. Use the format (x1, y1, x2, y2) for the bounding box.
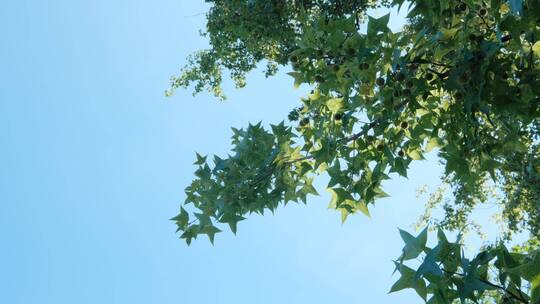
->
(170, 0, 539, 302)
(394, 228, 540, 303)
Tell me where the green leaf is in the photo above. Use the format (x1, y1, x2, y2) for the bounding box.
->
(201, 225, 221, 244)
(171, 207, 190, 230)
(300, 182, 319, 196)
(392, 157, 408, 177)
(374, 187, 390, 199)
(340, 207, 349, 223)
(194, 212, 211, 227)
(506, 252, 540, 302)
(415, 245, 443, 280)
(367, 13, 390, 38)
(390, 262, 428, 300)
(434, 47, 452, 61)
(213, 155, 227, 172)
(399, 227, 428, 260)
(533, 41, 540, 57)
(327, 187, 353, 209)
(287, 71, 304, 88)
(326, 97, 344, 113)
(408, 149, 424, 161)
(219, 213, 246, 235)
(480, 152, 500, 181)
(180, 225, 199, 246)
(503, 139, 527, 153)
(194, 152, 207, 165)
(356, 200, 371, 217)
(440, 28, 459, 40)
(426, 137, 442, 153)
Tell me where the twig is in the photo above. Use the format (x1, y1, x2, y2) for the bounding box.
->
(440, 268, 528, 303)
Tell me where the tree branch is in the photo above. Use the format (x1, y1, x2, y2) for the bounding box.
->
(440, 268, 528, 304)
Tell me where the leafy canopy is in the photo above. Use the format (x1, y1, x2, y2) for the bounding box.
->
(169, 0, 540, 302)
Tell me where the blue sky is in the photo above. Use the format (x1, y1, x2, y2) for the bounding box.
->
(0, 1, 478, 303)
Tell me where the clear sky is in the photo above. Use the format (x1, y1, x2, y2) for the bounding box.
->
(0, 1, 466, 303)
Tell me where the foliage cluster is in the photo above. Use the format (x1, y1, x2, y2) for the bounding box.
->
(170, 0, 540, 302)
